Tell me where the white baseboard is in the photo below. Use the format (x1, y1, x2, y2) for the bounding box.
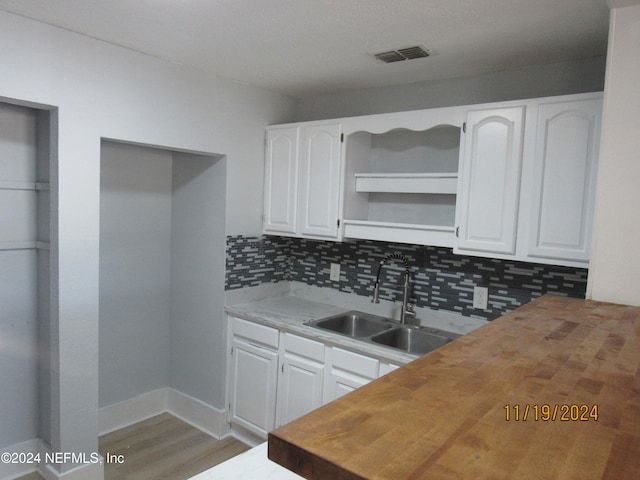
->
(167, 388, 229, 439)
(40, 459, 103, 480)
(4, 390, 228, 480)
(4, 387, 229, 480)
(99, 389, 169, 435)
(98, 387, 229, 439)
(228, 424, 265, 448)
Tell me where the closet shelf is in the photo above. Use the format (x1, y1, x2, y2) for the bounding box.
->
(0, 181, 50, 191)
(342, 219, 454, 248)
(0, 240, 50, 251)
(354, 173, 458, 194)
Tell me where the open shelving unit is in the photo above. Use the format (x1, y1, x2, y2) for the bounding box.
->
(342, 125, 461, 247)
(0, 101, 54, 451)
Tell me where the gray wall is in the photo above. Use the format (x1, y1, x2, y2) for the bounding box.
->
(99, 142, 226, 411)
(169, 152, 226, 407)
(99, 141, 173, 408)
(294, 56, 606, 121)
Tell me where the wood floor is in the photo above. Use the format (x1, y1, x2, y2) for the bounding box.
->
(14, 413, 250, 480)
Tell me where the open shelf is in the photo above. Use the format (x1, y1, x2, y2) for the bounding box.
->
(0, 240, 50, 251)
(0, 181, 50, 191)
(343, 220, 455, 247)
(354, 173, 458, 194)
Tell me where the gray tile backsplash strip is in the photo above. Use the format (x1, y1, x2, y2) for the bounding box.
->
(225, 235, 291, 289)
(225, 235, 588, 321)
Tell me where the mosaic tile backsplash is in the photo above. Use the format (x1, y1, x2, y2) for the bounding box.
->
(226, 235, 588, 320)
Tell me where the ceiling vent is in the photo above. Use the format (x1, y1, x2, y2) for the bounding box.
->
(374, 46, 429, 63)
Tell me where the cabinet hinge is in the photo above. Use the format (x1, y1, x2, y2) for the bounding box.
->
(462, 122, 466, 133)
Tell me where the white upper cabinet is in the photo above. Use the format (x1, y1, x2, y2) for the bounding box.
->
(455, 106, 525, 255)
(454, 92, 602, 267)
(262, 122, 342, 240)
(263, 126, 298, 234)
(263, 93, 602, 267)
(527, 97, 602, 263)
(298, 123, 343, 239)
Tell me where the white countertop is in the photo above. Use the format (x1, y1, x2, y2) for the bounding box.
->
(189, 442, 302, 480)
(224, 283, 485, 365)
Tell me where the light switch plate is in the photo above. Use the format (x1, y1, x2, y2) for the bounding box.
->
(473, 286, 488, 310)
(330, 263, 340, 281)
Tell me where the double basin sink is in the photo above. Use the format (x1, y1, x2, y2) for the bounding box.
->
(305, 311, 456, 356)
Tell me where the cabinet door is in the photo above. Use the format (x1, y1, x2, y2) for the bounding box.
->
(277, 353, 324, 426)
(324, 368, 372, 402)
(323, 347, 378, 402)
(298, 123, 342, 239)
(264, 126, 299, 235)
(379, 362, 399, 377)
(456, 107, 525, 254)
(229, 337, 278, 437)
(527, 99, 602, 262)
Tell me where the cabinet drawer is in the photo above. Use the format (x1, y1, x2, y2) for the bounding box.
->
(231, 317, 279, 349)
(331, 347, 379, 379)
(283, 333, 325, 362)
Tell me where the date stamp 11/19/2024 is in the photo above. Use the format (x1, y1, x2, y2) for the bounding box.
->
(504, 404, 599, 422)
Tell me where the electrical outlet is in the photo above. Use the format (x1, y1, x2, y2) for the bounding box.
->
(473, 286, 488, 310)
(330, 263, 341, 282)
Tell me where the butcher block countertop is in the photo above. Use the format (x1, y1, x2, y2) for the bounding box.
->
(268, 295, 640, 479)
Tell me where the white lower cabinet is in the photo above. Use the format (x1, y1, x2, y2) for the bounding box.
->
(379, 362, 400, 376)
(276, 333, 325, 427)
(323, 347, 379, 402)
(229, 337, 279, 437)
(228, 317, 400, 438)
(228, 317, 280, 437)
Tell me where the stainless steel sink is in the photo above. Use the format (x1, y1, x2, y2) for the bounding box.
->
(305, 311, 395, 338)
(370, 326, 450, 355)
(306, 311, 458, 356)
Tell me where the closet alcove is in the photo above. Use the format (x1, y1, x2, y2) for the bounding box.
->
(0, 101, 56, 451)
(99, 140, 226, 422)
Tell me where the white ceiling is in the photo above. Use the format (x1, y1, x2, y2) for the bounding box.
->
(0, 0, 611, 98)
